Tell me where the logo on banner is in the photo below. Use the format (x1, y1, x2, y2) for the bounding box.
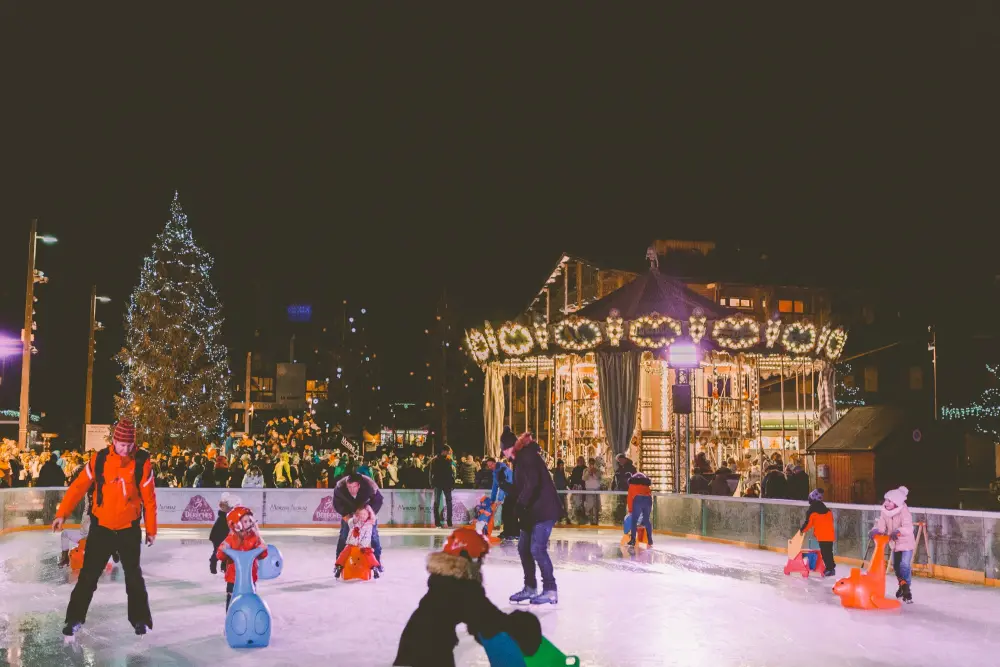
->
(453, 500, 470, 522)
(181, 495, 216, 522)
(312, 496, 342, 523)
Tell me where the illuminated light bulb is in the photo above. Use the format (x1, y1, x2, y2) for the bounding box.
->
(498, 322, 534, 356)
(483, 322, 500, 355)
(782, 321, 818, 354)
(688, 311, 707, 345)
(533, 321, 550, 350)
(765, 319, 782, 348)
(711, 315, 760, 350)
(553, 316, 603, 351)
(628, 312, 681, 349)
(606, 309, 624, 347)
(825, 328, 847, 359)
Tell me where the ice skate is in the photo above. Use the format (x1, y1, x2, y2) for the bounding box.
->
(822, 569, 836, 577)
(509, 586, 537, 604)
(62, 622, 83, 638)
(333, 564, 343, 579)
(530, 589, 558, 605)
(134, 623, 149, 636)
(900, 583, 913, 604)
(372, 567, 380, 580)
(59, 550, 70, 567)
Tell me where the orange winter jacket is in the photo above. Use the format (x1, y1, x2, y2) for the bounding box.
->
(626, 473, 653, 512)
(56, 451, 158, 536)
(217, 532, 268, 584)
(802, 502, 835, 542)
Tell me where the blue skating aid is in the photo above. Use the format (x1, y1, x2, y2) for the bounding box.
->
(478, 632, 528, 667)
(223, 546, 272, 649)
(257, 544, 283, 580)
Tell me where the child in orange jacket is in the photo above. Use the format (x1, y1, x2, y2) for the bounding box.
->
(626, 472, 653, 547)
(217, 507, 268, 610)
(801, 488, 836, 576)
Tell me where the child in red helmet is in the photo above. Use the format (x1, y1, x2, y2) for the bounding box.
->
(394, 526, 541, 667)
(216, 506, 268, 610)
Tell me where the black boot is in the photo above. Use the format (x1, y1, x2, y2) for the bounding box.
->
(59, 550, 70, 567)
(134, 623, 148, 636)
(900, 583, 913, 604)
(333, 565, 343, 579)
(63, 622, 83, 637)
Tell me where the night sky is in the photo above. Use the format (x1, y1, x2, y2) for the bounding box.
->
(1, 5, 998, 442)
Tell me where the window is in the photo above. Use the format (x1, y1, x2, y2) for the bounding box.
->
(864, 366, 879, 393)
(725, 297, 753, 309)
(778, 299, 805, 314)
(909, 366, 923, 390)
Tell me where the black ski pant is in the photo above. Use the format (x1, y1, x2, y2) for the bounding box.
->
(65, 521, 152, 628)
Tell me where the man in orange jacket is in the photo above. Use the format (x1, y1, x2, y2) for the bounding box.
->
(52, 419, 157, 637)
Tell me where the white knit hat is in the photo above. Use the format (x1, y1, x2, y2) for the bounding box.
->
(883, 486, 908, 507)
(220, 492, 241, 508)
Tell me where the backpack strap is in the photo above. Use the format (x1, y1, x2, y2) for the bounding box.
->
(134, 449, 150, 489)
(92, 449, 109, 510)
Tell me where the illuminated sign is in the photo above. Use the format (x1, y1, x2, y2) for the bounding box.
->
(287, 304, 312, 323)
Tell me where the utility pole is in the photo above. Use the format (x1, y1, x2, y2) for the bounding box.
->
(244, 351, 252, 434)
(929, 326, 938, 420)
(18, 221, 37, 450)
(85, 287, 110, 444)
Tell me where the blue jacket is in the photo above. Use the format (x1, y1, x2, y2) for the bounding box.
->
(490, 461, 513, 504)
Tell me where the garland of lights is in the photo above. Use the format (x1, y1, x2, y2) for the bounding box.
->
(765, 319, 782, 348)
(465, 329, 490, 362)
(712, 315, 760, 350)
(816, 325, 832, 353)
(781, 321, 817, 354)
(825, 327, 847, 359)
(628, 313, 681, 349)
(941, 364, 1000, 438)
(689, 311, 707, 344)
(498, 322, 534, 356)
(483, 321, 499, 355)
(553, 317, 603, 351)
(533, 321, 549, 350)
(606, 309, 624, 346)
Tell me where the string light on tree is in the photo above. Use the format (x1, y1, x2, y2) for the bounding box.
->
(835, 362, 865, 408)
(765, 318, 782, 348)
(483, 321, 500, 356)
(115, 192, 229, 450)
(606, 309, 624, 347)
(781, 321, 817, 354)
(941, 364, 1000, 437)
(629, 312, 681, 349)
(688, 309, 707, 345)
(498, 322, 534, 356)
(712, 315, 760, 350)
(553, 317, 602, 351)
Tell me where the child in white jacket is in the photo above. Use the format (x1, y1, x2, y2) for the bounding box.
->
(869, 486, 916, 603)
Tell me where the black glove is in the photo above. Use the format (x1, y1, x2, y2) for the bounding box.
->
(506, 611, 542, 657)
(210, 558, 218, 575)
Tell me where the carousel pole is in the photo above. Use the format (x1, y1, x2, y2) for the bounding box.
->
(549, 358, 556, 457)
(810, 363, 816, 445)
(570, 354, 576, 459)
(535, 356, 540, 441)
(780, 355, 786, 467)
(524, 371, 529, 434)
(794, 366, 801, 458)
(507, 361, 513, 426)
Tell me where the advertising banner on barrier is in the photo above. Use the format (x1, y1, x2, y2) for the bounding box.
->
(155, 488, 265, 526)
(385, 490, 480, 526)
(261, 489, 387, 526)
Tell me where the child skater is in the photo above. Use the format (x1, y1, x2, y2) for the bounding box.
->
(209, 493, 239, 575)
(394, 526, 541, 667)
(334, 505, 381, 579)
(216, 506, 268, 610)
(801, 488, 836, 576)
(870, 486, 915, 603)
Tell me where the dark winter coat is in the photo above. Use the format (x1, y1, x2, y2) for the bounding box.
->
(688, 473, 710, 495)
(185, 463, 204, 488)
(209, 509, 229, 565)
(709, 469, 735, 496)
(552, 467, 568, 491)
(36, 459, 66, 487)
(227, 465, 245, 489)
(762, 466, 787, 499)
(613, 459, 637, 491)
(474, 466, 493, 489)
(9, 458, 25, 487)
(457, 461, 476, 487)
(785, 469, 810, 501)
(568, 464, 586, 489)
(429, 454, 455, 490)
(510, 440, 561, 527)
(394, 552, 541, 667)
(332, 475, 384, 517)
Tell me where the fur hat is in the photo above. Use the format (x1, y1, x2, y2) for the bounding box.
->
(808, 488, 824, 502)
(427, 551, 483, 583)
(500, 426, 517, 451)
(883, 486, 909, 507)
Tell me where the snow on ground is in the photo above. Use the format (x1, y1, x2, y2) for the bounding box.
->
(1, 527, 998, 667)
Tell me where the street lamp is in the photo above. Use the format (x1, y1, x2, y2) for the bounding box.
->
(19, 220, 56, 449)
(84, 286, 111, 440)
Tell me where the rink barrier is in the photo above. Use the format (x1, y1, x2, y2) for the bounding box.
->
(3, 488, 999, 587)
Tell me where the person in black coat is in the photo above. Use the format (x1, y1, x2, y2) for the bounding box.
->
(394, 527, 541, 667)
(785, 465, 810, 501)
(208, 493, 238, 574)
(613, 455, 637, 491)
(762, 463, 788, 499)
(429, 446, 456, 528)
(504, 432, 561, 605)
(333, 472, 385, 567)
(36, 456, 66, 487)
(474, 459, 494, 489)
(688, 469, 711, 495)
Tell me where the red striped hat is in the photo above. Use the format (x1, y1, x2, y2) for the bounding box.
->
(113, 420, 136, 447)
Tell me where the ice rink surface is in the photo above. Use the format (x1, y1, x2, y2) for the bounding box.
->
(1, 526, 999, 667)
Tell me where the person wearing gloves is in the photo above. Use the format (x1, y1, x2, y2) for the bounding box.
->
(209, 493, 240, 574)
(869, 486, 916, 603)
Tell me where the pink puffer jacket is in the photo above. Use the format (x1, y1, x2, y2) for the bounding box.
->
(875, 504, 916, 552)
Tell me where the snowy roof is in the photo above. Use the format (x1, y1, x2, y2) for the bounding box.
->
(807, 406, 906, 452)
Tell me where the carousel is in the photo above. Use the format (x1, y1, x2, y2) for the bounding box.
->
(465, 255, 848, 492)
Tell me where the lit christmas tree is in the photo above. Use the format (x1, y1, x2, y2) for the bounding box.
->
(115, 193, 230, 450)
(835, 362, 865, 408)
(942, 364, 1000, 441)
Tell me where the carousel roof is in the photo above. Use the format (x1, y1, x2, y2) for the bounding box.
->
(575, 267, 732, 322)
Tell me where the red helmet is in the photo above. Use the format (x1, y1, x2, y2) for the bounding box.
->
(442, 526, 489, 560)
(226, 507, 256, 535)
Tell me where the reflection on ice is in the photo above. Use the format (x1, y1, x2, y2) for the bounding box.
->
(1, 527, 999, 667)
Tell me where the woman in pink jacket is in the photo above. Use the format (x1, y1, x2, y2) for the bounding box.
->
(869, 486, 916, 603)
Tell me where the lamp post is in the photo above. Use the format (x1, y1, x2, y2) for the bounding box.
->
(84, 286, 111, 441)
(19, 220, 57, 449)
(928, 325, 938, 420)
